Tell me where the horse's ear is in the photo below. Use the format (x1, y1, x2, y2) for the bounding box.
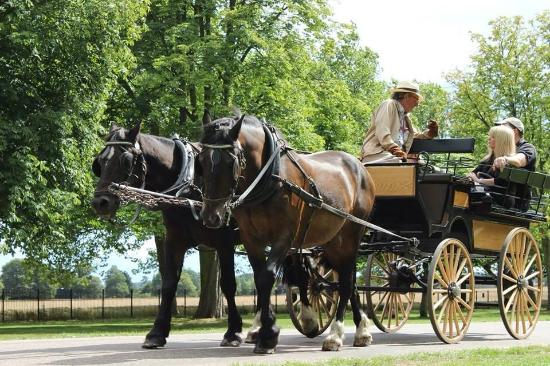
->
(202, 109, 211, 125)
(92, 157, 101, 177)
(128, 121, 142, 143)
(229, 115, 244, 141)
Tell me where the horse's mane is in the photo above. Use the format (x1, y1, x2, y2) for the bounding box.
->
(201, 114, 288, 146)
(105, 126, 174, 150)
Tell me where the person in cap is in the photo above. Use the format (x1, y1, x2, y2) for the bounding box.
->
(492, 117, 536, 171)
(492, 117, 537, 211)
(360, 81, 438, 164)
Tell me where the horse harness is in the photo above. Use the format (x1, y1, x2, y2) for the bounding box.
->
(199, 120, 417, 245)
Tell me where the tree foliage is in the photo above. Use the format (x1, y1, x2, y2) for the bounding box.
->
(0, 0, 150, 277)
(104, 265, 131, 297)
(446, 12, 549, 167)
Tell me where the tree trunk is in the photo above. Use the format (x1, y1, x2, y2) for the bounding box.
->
(155, 234, 178, 315)
(195, 247, 222, 318)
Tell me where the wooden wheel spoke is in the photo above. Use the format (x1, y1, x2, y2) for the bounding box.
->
(433, 294, 448, 311)
(502, 273, 517, 283)
(452, 301, 461, 336)
(455, 295, 472, 311)
(442, 248, 452, 282)
(502, 284, 518, 296)
(455, 300, 466, 323)
(504, 255, 519, 278)
(521, 241, 532, 271)
(524, 284, 541, 293)
(373, 290, 390, 313)
(455, 258, 467, 280)
(432, 289, 448, 293)
(449, 245, 456, 281)
(523, 270, 540, 282)
(461, 289, 473, 293)
(397, 294, 407, 318)
(523, 256, 538, 277)
(435, 270, 449, 288)
(504, 289, 518, 313)
(374, 257, 390, 275)
(437, 298, 449, 325)
(456, 273, 471, 287)
(524, 290, 538, 310)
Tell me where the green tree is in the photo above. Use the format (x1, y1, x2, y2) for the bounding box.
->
(0, 259, 53, 298)
(73, 276, 103, 299)
(446, 12, 549, 168)
(236, 273, 254, 295)
(0, 0, 150, 278)
(104, 266, 130, 298)
(177, 270, 198, 297)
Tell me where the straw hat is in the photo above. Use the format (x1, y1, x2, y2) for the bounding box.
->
(390, 81, 424, 101)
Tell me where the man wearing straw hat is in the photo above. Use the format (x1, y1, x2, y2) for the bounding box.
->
(360, 81, 438, 164)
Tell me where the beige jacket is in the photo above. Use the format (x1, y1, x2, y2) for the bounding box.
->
(360, 99, 432, 161)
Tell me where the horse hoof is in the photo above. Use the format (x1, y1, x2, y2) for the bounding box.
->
(253, 344, 275, 354)
(245, 331, 258, 344)
(220, 335, 242, 347)
(321, 340, 341, 351)
(142, 337, 166, 349)
(353, 334, 373, 347)
(303, 325, 320, 339)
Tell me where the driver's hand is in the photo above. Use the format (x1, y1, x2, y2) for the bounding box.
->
(467, 172, 478, 183)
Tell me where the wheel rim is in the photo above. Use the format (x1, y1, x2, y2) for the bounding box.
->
(497, 228, 542, 339)
(365, 253, 416, 333)
(286, 261, 339, 337)
(427, 238, 474, 343)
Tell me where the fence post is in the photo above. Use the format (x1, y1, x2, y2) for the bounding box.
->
(183, 289, 187, 318)
(70, 288, 73, 320)
(157, 289, 161, 307)
(102, 289, 105, 319)
(37, 288, 40, 321)
(1, 289, 4, 322)
(130, 289, 134, 318)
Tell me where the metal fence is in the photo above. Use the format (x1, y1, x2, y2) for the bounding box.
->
(0, 288, 271, 322)
(1, 286, 547, 322)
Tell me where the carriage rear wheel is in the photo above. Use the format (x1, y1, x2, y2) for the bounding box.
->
(497, 227, 543, 339)
(427, 238, 475, 344)
(285, 257, 339, 337)
(365, 252, 417, 333)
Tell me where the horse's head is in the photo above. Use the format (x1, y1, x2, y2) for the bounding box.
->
(197, 114, 246, 228)
(91, 121, 146, 219)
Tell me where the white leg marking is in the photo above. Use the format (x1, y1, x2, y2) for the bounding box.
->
(322, 320, 345, 351)
(353, 312, 373, 347)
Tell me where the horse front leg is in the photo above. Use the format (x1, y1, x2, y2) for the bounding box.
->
(217, 242, 243, 347)
(253, 243, 288, 354)
(244, 251, 265, 344)
(143, 234, 188, 349)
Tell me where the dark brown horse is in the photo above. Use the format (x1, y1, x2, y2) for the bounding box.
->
(197, 115, 376, 353)
(91, 122, 242, 348)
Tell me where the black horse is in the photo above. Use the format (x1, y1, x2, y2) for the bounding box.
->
(91, 121, 242, 348)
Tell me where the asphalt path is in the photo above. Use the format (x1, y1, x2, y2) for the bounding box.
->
(0, 321, 548, 366)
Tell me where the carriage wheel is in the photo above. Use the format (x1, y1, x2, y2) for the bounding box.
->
(497, 227, 542, 339)
(427, 238, 475, 343)
(365, 252, 416, 333)
(286, 259, 339, 337)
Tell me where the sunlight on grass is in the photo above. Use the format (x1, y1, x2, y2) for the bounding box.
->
(268, 346, 550, 366)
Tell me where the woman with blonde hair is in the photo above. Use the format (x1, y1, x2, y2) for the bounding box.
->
(468, 125, 516, 186)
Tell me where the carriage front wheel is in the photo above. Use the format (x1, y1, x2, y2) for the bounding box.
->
(285, 258, 339, 337)
(497, 227, 543, 339)
(427, 238, 475, 343)
(365, 252, 417, 333)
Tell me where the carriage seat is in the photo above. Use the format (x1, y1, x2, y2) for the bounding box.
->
(489, 167, 548, 221)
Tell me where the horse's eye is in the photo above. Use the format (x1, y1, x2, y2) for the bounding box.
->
(119, 152, 133, 169)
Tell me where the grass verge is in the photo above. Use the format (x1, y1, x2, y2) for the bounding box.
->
(0, 308, 548, 340)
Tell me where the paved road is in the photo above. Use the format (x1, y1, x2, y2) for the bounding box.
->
(0, 321, 548, 366)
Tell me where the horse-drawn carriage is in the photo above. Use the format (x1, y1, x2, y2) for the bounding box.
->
(285, 137, 548, 344)
(94, 115, 548, 353)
